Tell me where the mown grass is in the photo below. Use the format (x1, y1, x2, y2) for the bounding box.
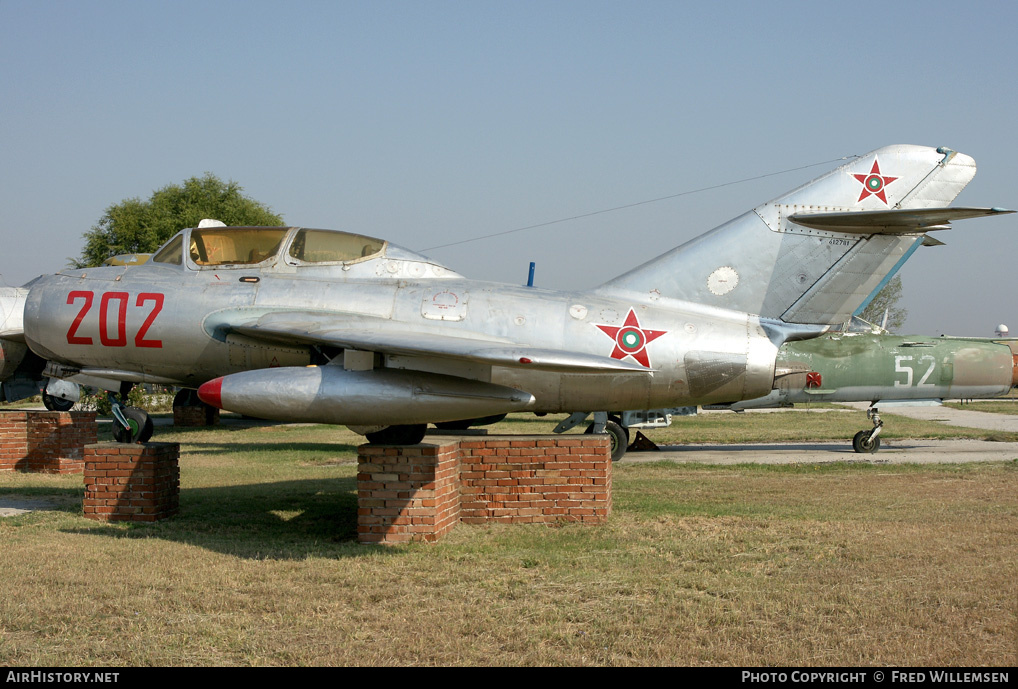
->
(0, 415, 1016, 666)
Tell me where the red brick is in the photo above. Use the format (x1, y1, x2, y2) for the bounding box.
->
(356, 433, 611, 542)
(83, 442, 179, 523)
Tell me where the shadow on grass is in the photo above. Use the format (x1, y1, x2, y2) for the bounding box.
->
(61, 476, 403, 561)
(148, 419, 290, 436)
(175, 440, 362, 458)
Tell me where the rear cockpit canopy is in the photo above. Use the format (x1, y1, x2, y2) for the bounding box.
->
(287, 228, 385, 264)
(150, 226, 451, 275)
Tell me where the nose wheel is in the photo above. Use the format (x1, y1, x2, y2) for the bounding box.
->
(852, 407, 882, 453)
(112, 405, 154, 444)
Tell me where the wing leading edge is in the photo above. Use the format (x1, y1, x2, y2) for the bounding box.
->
(221, 311, 653, 374)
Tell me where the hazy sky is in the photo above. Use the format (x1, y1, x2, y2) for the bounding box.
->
(2, 0, 1014, 336)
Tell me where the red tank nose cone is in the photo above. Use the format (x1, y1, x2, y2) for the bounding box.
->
(197, 378, 224, 409)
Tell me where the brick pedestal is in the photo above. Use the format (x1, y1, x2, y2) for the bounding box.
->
(83, 442, 180, 522)
(0, 411, 97, 473)
(357, 442, 461, 544)
(357, 434, 611, 544)
(173, 404, 219, 427)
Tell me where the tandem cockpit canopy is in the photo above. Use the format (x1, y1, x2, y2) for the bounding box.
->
(150, 226, 392, 268)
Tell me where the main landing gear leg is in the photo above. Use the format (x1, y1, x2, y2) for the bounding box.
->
(553, 411, 630, 462)
(852, 407, 882, 453)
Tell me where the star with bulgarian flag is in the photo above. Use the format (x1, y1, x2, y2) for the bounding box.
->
(594, 308, 667, 368)
(853, 158, 897, 205)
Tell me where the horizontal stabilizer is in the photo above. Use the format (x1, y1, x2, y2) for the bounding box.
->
(789, 207, 1013, 234)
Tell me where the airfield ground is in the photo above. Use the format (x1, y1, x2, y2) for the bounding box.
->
(0, 402, 1015, 666)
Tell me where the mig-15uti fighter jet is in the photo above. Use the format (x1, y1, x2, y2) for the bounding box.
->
(0, 145, 1012, 450)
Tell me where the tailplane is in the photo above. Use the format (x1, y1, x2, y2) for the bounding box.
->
(599, 145, 1011, 325)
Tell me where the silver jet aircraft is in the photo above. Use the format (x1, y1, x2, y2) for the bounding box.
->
(0, 145, 1011, 446)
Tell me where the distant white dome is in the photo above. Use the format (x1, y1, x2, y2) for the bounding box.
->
(995, 324, 1009, 337)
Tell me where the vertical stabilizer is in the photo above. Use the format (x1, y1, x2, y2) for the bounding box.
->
(0, 287, 27, 339)
(599, 145, 978, 325)
(1, 287, 32, 399)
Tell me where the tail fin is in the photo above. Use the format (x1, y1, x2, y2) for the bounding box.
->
(599, 145, 1010, 326)
(0, 287, 27, 340)
(1, 287, 31, 401)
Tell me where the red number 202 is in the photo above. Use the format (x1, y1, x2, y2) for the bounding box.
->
(65, 291, 164, 348)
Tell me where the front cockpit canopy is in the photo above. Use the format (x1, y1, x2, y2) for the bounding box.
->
(830, 315, 891, 335)
(151, 226, 390, 268)
(189, 227, 289, 266)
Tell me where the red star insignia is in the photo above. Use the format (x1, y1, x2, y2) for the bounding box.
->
(853, 158, 897, 205)
(594, 308, 667, 368)
(806, 371, 822, 388)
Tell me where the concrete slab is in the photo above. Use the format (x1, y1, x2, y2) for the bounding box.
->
(0, 495, 70, 517)
(837, 401, 1018, 433)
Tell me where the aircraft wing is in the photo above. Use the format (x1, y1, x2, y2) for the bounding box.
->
(224, 311, 653, 374)
(788, 207, 1013, 233)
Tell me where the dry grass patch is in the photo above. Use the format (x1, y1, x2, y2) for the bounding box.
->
(2, 412, 1017, 665)
(2, 443, 1016, 666)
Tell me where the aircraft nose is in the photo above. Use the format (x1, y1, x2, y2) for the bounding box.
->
(197, 377, 224, 409)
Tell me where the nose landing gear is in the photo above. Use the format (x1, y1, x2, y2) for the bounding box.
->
(109, 389, 153, 444)
(852, 407, 882, 453)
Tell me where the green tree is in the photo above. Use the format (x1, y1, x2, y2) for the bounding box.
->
(75, 173, 284, 267)
(859, 275, 908, 332)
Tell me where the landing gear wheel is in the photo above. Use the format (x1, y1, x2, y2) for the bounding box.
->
(585, 419, 629, 462)
(434, 413, 507, 431)
(173, 388, 201, 407)
(42, 392, 75, 412)
(434, 419, 473, 431)
(365, 424, 427, 446)
(173, 387, 221, 423)
(852, 430, 880, 454)
(113, 407, 154, 444)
